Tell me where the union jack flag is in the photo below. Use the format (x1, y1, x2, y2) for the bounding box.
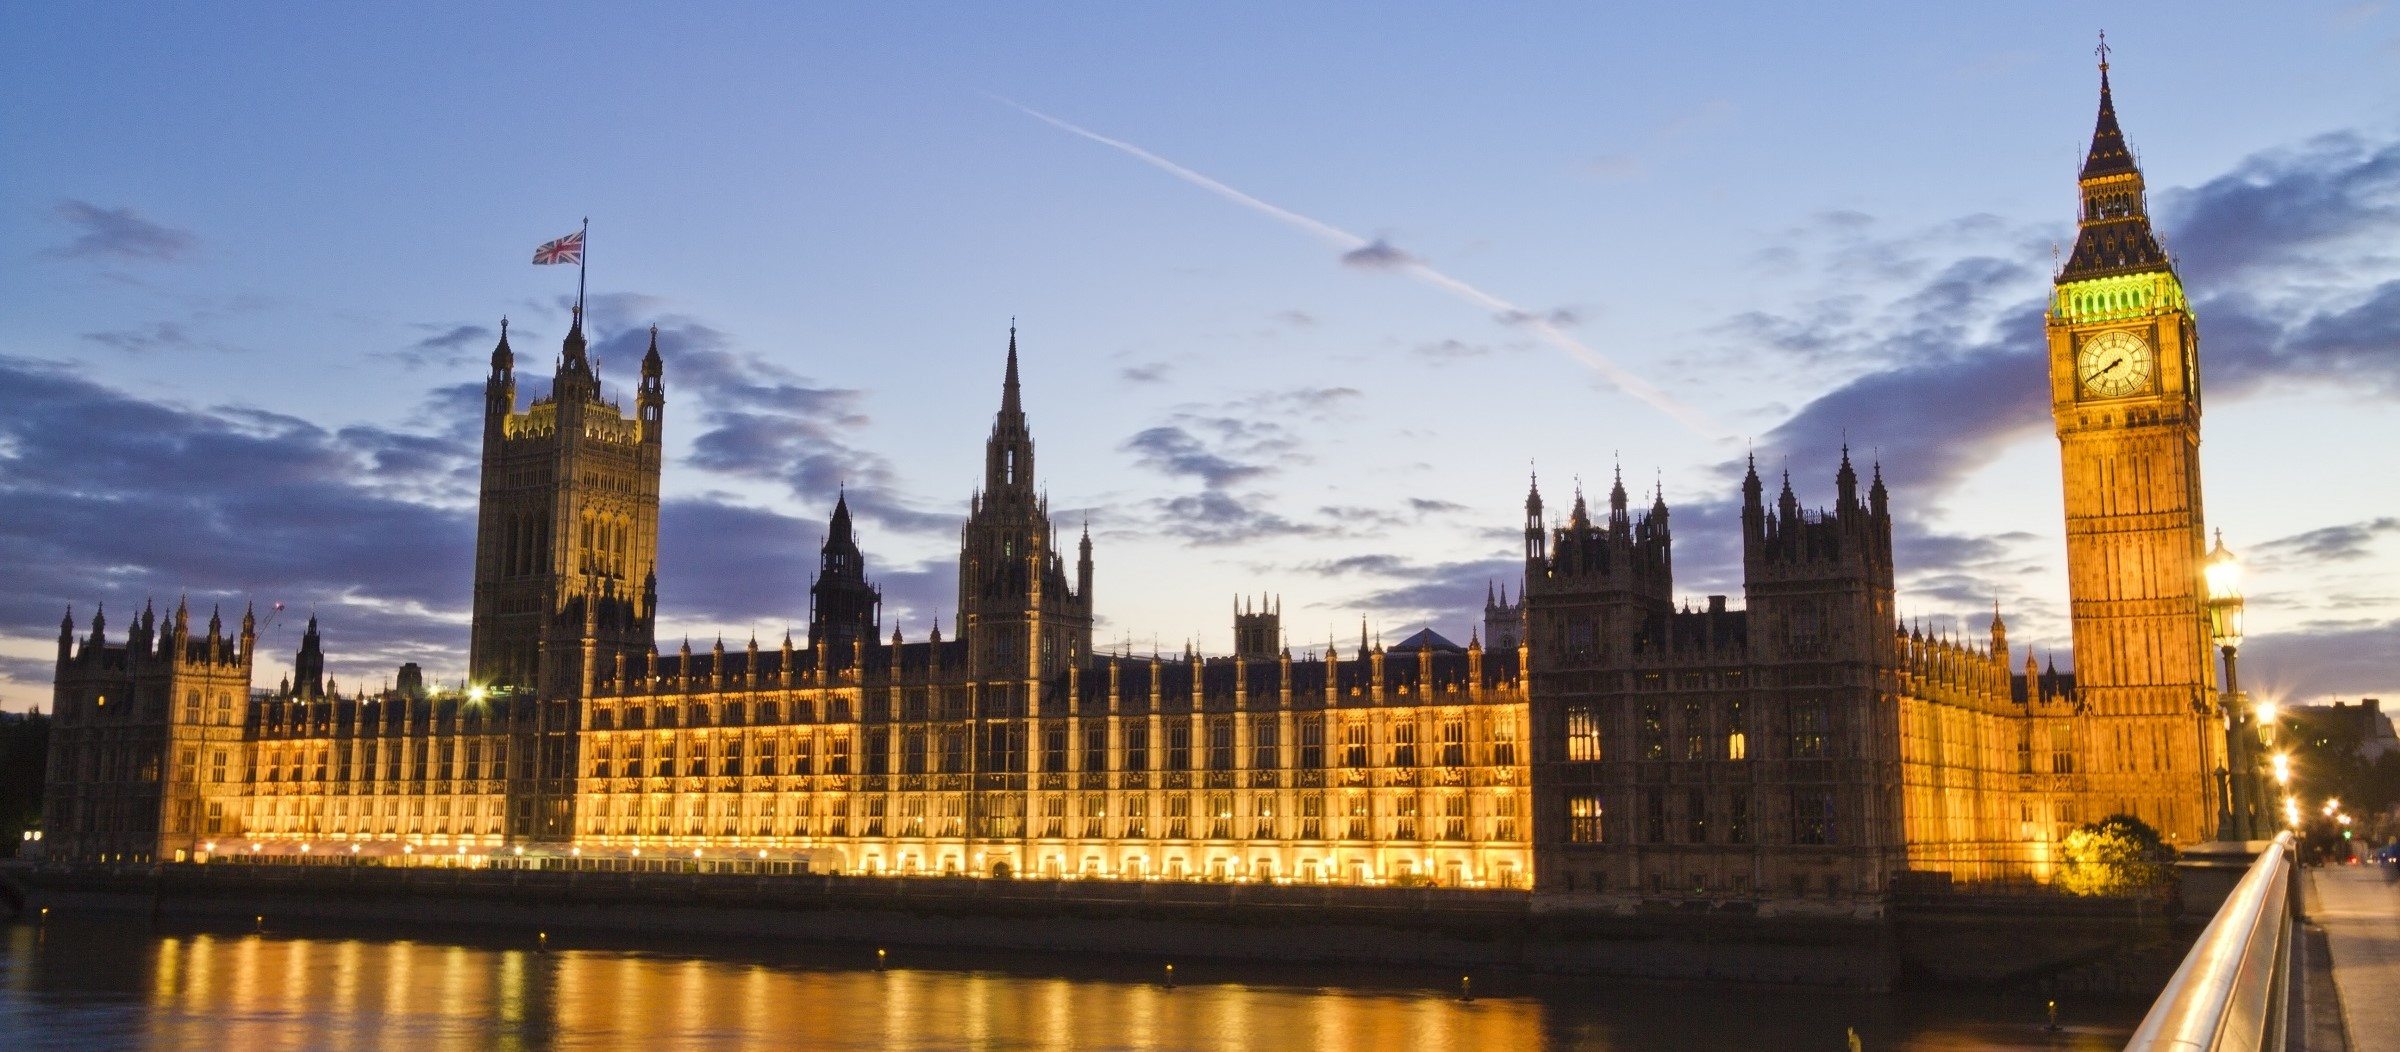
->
(532, 230, 584, 265)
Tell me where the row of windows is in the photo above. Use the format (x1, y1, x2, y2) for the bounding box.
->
(1562, 789, 1833, 846)
(574, 791, 1521, 843)
(1563, 699, 1826, 762)
(584, 715, 1523, 778)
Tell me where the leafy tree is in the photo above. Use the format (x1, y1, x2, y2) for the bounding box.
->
(2058, 813, 2173, 895)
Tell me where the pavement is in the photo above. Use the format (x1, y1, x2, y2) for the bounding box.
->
(2309, 861, 2400, 1052)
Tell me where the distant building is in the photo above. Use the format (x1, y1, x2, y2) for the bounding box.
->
(42, 59, 2226, 911)
(2285, 699, 2397, 762)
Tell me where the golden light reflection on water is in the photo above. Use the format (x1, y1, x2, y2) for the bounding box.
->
(0, 922, 2137, 1051)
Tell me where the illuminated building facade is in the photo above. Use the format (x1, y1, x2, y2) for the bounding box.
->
(40, 60, 2217, 907)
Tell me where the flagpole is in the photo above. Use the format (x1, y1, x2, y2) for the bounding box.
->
(577, 217, 589, 319)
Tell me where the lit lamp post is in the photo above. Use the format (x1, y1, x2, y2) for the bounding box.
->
(2202, 532, 2251, 841)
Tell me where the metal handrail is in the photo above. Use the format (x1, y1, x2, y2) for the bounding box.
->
(2124, 832, 2295, 1052)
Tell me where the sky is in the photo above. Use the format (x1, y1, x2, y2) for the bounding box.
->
(2, 3, 2396, 711)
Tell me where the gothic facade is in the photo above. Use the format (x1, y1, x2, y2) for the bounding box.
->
(41, 62, 2219, 912)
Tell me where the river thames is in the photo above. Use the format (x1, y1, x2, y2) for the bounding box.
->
(0, 919, 2139, 1050)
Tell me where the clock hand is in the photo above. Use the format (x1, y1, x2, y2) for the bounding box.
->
(2085, 357, 2124, 384)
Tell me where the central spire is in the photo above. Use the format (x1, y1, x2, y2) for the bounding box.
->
(1001, 321, 1023, 421)
(983, 323, 1035, 499)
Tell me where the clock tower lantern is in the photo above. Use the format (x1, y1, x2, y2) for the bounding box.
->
(2046, 46, 2218, 843)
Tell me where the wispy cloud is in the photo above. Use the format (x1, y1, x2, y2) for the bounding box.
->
(46, 200, 196, 262)
(993, 96, 1720, 438)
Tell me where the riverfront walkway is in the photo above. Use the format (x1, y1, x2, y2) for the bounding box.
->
(2311, 863, 2400, 1052)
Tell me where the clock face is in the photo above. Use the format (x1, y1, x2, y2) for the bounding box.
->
(2077, 330, 2154, 398)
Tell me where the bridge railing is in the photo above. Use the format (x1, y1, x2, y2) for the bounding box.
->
(2124, 831, 2296, 1052)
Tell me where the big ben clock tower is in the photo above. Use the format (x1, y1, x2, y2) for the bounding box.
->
(2048, 43, 2218, 844)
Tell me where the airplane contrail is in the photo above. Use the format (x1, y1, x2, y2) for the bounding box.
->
(994, 96, 1721, 438)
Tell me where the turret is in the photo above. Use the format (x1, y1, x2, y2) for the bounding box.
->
(1523, 473, 1546, 562)
(56, 608, 73, 665)
(485, 318, 517, 428)
(637, 323, 665, 434)
(1077, 520, 1094, 608)
(1836, 444, 1859, 510)
(240, 602, 256, 662)
(1989, 603, 2008, 668)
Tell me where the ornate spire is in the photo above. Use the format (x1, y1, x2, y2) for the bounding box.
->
(2061, 36, 2168, 280)
(641, 323, 663, 379)
(490, 317, 513, 376)
(2082, 32, 2133, 180)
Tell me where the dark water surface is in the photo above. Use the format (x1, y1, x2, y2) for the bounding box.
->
(0, 917, 2140, 1050)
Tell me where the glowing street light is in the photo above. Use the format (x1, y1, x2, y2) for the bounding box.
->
(2202, 532, 2256, 841)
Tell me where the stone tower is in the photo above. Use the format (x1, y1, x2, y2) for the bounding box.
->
(1233, 595, 1280, 660)
(956, 327, 1094, 686)
(2046, 52, 2216, 843)
(467, 312, 665, 698)
(809, 490, 883, 655)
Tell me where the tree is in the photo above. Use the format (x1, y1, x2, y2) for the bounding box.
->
(2058, 813, 2173, 896)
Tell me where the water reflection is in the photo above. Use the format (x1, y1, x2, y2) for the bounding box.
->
(0, 919, 2136, 1050)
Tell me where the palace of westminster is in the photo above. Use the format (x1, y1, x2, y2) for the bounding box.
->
(40, 63, 2230, 911)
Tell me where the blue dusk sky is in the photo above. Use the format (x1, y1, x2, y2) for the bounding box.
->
(2, 3, 2396, 710)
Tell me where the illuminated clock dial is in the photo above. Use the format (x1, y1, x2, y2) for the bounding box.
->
(2077, 330, 2154, 398)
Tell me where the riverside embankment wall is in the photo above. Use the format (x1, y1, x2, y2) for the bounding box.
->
(4, 864, 2194, 993)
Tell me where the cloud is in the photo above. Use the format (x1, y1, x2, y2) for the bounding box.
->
(1496, 307, 1580, 328)
(1123, 425, 1272, 488)
(81, 322, 204, 354)
(0, 354, 478, 703)
(1272, 310, 1317, 328)
(2256, 517, 2400, 565)
(1340, 238, 1418, 270)
(381, 322, 496, 370)
(1120, 361, 1173, 384)
(45, 200, 196, 262)
(2243, 616, 2400, 704)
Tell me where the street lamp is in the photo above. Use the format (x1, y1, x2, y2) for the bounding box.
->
(2203, 531, 2251, 841)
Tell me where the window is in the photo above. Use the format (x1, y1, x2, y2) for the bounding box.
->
(1639, 701, 1666, 760)
(1389, 723, 1416, 767)
(1567, 793, 1603, 843)
(1729, 789, 1751, 844)
(1125, 724, 1150, 772)
(1166, 796, 1190, 839)
(1299, 716, 1324, 768)
(1686, 787, 1707, 843)
(865, 729, 889, 775)
(1084, 724, 1108, 773)
(1494, 792, 1518, 841)
(1300, 795, 1323, 840)
(828, 733, 852, 775)
(1565, 705, 1603, 762)
(1252, 797, 1276, 839)
(1044, 725, 1068, 772)
(1789, 702, 1827, 759)
(1681, 700, 1707, 761)
(1342, 720, 1369, 768)
(1208, 718, 1234, 771)
(2049, 724, 2075, 774)
(1394, 796, 1418, 840)
(1208, 793, 1233, 839)
(903, 730, 927, 775)
(1167, 723, 1191, 771)
(1442, 794, 1467, 841)
(1440, 718, 1465, 768)
(1642, 790, 1666, 843)
(1491, 714, 1517, 766)
(1082, 794, 1106, 838)
(1792, 790, 1833, 845)
(1123, 795, 1148, 839)
(1251, 720, 1279, 770)
(1043, 795, 1066, 838)
(1344, 795, 1369, 840)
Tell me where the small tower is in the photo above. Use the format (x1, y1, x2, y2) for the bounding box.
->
(1233, 595, 1280, 661)
(808, 490, 883, 654)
